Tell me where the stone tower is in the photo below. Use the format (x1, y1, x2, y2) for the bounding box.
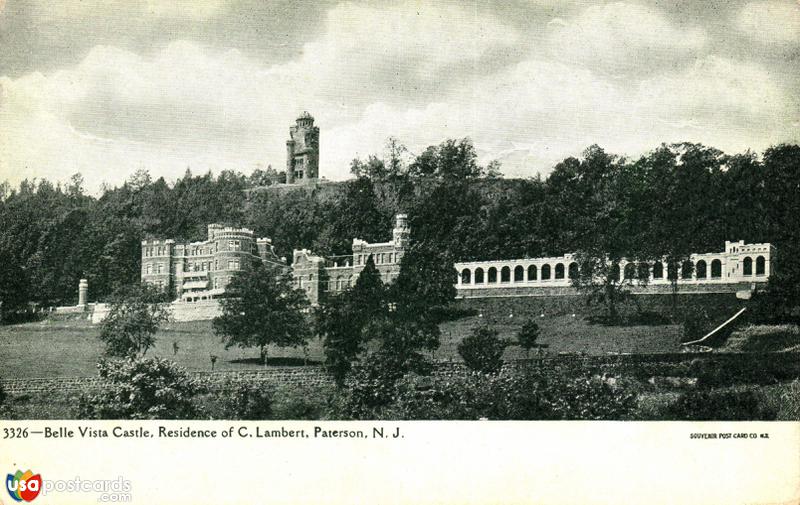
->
(286, 111, 319, 184)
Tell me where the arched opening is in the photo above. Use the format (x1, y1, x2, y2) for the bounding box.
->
(527, 265, 537, 281)
(610, 263, 620, 282)
(501, 266, 511, 283)
(667, 262, 679, 281)
(696, 260, 707, 279)
(475, 268, 484, 284)
(637, 262, 650, 280)
(541, 264, 551, 280)
(681, 260, 694, 280)
(514, 266, 524, 282)
(568, 262, 579, 280)
(711, 259, 722, 278)
(555, 263, 565, 279)
(743, 257, 753, 276)
(488, 267, 498, 283)
(624, 263, 636, 280)
(461, 269, 471, 284)
(653, 261, 663, 279)
(756, 256, 765, 275)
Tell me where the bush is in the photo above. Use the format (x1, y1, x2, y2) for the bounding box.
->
(220, 383, 274, 420)
(681, 306, 716, 342)
(458, 325, 506, 374)
(378, 366, 638, 420)
(665, 388, 777, 420)
(0, 380, 5, 408)
(334, 352, 409, 419)
(271, 384, 333, 420)
(77, 357, 205, 419)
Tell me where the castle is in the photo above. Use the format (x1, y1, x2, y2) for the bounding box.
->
(285, 111, 319, 184)
(136, 113, 776, 311)
(140, 215, 409, 306)
(141, 225, 284, 303)
(292, 214, 410, 305)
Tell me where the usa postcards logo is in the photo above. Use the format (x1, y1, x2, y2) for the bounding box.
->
(5, 470, 41, 502)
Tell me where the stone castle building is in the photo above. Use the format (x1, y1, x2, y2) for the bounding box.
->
(141, 215, 410, 306)
(285, 111, 319, 184)
(455, 240, 775, 298)
(141, 224, 284, 302)
(292, 214, 410, 305)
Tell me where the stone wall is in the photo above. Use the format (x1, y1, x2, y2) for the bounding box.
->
(456, 282, 756, 299)
(5, 352, 796, 396)
(91, 299, 222, 324)
(1, 367, 333, 395)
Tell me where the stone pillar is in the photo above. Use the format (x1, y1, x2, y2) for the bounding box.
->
(78, 279, 88, 307)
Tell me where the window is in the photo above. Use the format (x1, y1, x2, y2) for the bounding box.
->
(756, 256, 765, 276)
(501, 266, 511, 283)
(475, 268, 484, 284)
(555, 263, 565, 279)
(696, 260, 707, 279)
(711, 259, 722, 278)
(653, 262, 663, 279)
(228, 260, 240, 270)
(569, 263, 580, 280)
(145, 264, 152, 275)
(461, 269, 472, 284)
(229, 240, 241, 251)
(681, 261, 694, 280)
(488, 267, 498, 283)
(541, 264, 551, 280)
(527, 265, 537, 281)
(514, 266, 524, 282)
(624, 263, 636, 280)
(743, 257, 753, 276)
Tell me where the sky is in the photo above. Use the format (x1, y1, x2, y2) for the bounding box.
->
(0, 0, 798, 193)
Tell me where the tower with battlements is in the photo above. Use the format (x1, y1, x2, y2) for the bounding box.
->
(286, 112, 319, 184)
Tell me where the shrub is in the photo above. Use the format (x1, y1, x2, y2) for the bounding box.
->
(516, 319, 541, 357)
(271, 384, 333, 420)
(334, 352, 409, 419)
(0, 380, 5, 408)
(77, 357, 204, 419)
(220, 383, 274, 420)
(681, 306, 716, 342)
(665, 388, 777, 420)
(458, 325, 506, 374)
(379, 366, 638, 420)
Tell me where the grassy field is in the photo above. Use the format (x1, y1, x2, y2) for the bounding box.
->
(0, 304, 684, 379)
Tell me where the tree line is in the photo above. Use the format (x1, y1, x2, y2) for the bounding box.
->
(0, 139, 798, 321)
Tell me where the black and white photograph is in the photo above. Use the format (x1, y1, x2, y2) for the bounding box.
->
(0, 2, 799, 501)
(1, 0, 799, 423)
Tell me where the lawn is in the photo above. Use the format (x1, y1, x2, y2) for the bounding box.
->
(0, 308, 682, 379)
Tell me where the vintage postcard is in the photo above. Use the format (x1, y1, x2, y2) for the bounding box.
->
(0, 1, 799, 503)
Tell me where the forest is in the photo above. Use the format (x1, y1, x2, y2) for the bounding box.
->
(0, 139, 798, 321)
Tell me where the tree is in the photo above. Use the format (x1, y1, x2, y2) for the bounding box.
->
(77, 357, 203, 419)
(213, 264, 311, 366)
(393, 240, 457, 318)
(99, 283, 171, 357)
(567, 146, 650, 321)
(319, 256, 388, 383)
(0, 245, 29, 323)
(458, 325, 507, 374)
(516, 319, 543, 358)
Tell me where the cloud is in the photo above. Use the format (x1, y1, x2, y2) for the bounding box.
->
(546, 2, 707, 75)
(737, 1, 800, 45)
(0, 2, 797, 193)
(28, 0, 229, 21)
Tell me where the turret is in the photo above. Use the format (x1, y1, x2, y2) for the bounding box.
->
(393, 213, 410, 248)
